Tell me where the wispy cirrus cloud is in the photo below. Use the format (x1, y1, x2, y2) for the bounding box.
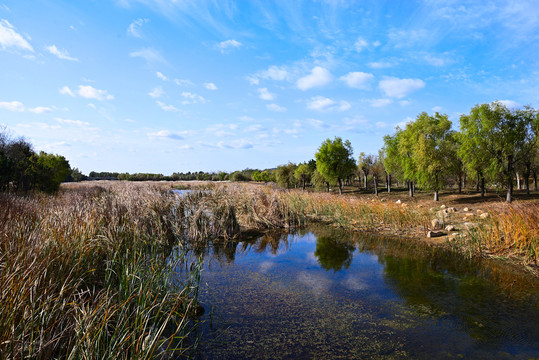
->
(45, 45, 78, 61)
(156, 100, 179, 112)
(266, 103, 286, 112)
(204, 82, 218, 90)
(0, 19, 33, 52)
(127, 18, 149, 38)
(147, 130, 186, 141)
(60, 85, 114, 101)
(148, 87, 164, 98)
(129, 47, 166, 64)
(258, 88, 275, 101)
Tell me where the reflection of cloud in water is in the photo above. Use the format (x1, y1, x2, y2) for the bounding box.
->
(342, 274, 369, 291)
(297, 271, 332, 296)
(294, 232, 317, 243)
(306, 251, 318, 265)
(259, 261, 274, 274)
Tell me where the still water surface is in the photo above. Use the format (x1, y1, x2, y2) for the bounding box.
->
(189, 226, 539, 359)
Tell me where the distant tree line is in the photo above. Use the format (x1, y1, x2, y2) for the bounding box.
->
(0, 127, 73, 193)
(265, 101, 538, 203)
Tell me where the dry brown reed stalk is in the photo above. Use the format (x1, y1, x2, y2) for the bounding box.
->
(0, 182, 202, 359)
(466, 203, 539, 264)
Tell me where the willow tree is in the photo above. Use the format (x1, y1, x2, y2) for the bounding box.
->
(460, 102, 538, 203)
(315, 137, 356, 195)
(405, 112, 454, 201)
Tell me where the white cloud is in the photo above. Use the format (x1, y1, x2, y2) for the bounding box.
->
(77, 85, 114, 101)
(376, 121, 387, 128)
(499, 99, 521, 109)
(370, 98, 393, 107)
(308, 118, 331, 130)
(216, 39, 242, 53)
(266, 103, 286, 112)
(129, 47, 166, 64)
(28, 106, 52, 114)
(156, 101, 179, 112)
(181, 92, 206, 104)
(217, 139, 253, 150)
(0, 100, 24, 112)
(424, 54, 452, 66)
(60, 86, 75, 97)
(248, 65, 290, 85)
(297, 67, 332, 90)
(258, 88, 275, 101)
(396, 117, 414, 130)
(148, 87, 164, 98)
(174, 78, 194, 86)
(368, 61, 393, 69)
(156, 71, 168, 81)
(340, 72, 374, 89)
(55, 118, 90, 127)
(147, 130, 185, 141)
(204, 82, 218, 90)
(354, 37, 368, 53)
(0, 19, 33, 52)
(45, 45, 78, 61)
(432, 106, 443, 112)
(307, 96, 350, 112)
(379, 77, 425, 98)
(127, 18, 148, 38)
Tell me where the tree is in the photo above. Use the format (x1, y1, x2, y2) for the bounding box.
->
(358, 152, 375, 191)
(459, 102, 539, 203)
(275, 162, 297, 189)
(294, 163, 312, 191)
(406, 112, 454, 201)
(315, 137, 356, 195)
(382, 133, 403, 192)
(371, 155, 385, 196)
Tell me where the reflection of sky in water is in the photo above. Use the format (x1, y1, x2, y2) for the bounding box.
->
(194, 228, 539, 360)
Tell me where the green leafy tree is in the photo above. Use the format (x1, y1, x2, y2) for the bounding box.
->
(294, 163, 312, 191)
(358, 152, 375, 191)
(382, 133, 403, 192)
(315, 137, 356, 195)
(407, 112, 454, 201)
(460, 102, 539, 202)
(275, 162, 297, 189)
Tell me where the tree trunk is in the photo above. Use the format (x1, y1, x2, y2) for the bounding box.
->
(363, 174, 367, 191)
(326, 182, 330, 193)
(434, 190, 439, 201)
(476, 173, 480, 192)
(302, 179, 306, 191)
(506, 155, 513, 203)
(517, 172, 521, 190)
(409, 181, 414, 197)
(463, 173, 466, 189)
(338, 178, 343, 195)
(374, 175, 378, 196)
(457, 174, 462, 194)
(524, 163, 531, 195)
(534, 170, 538, 191)
(385, 174, 389, 191)
(388, 174, 392, 193)
(481, 177, 485, 198)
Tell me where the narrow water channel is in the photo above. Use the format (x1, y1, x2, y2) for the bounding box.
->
(188, 225, 539, 359)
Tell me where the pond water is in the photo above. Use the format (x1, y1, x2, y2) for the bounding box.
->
(188, 226, 539, 359)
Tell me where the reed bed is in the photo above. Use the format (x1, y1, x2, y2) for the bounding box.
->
(460, 203, 539, 265)
(0, 182, 202, 359)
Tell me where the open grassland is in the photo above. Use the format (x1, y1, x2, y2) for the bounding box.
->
(0, 182, 203, 359)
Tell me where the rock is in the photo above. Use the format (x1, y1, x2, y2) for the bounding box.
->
(463, 207, 470, 212)
(445, 225, 456, 231)
(447, 207, 457, 213)
(476, 209, 483, 213)
(427, 230, 446, 238)
(452, 232, 459, 237)
(463, 222, 476, 230)
(440, 204, 446, 209)
(479, 212, 489, 219)
(465, 213, 475, 217)
(431, 219, 443, 230)
(396, 199, 401, 204)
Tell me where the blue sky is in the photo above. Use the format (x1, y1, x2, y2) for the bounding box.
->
(1, 0, 538, 174)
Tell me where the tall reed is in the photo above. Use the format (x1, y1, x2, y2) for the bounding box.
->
(0, 182, 201, 359)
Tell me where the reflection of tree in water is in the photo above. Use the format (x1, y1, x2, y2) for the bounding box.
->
(314, 235, 355, 272)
